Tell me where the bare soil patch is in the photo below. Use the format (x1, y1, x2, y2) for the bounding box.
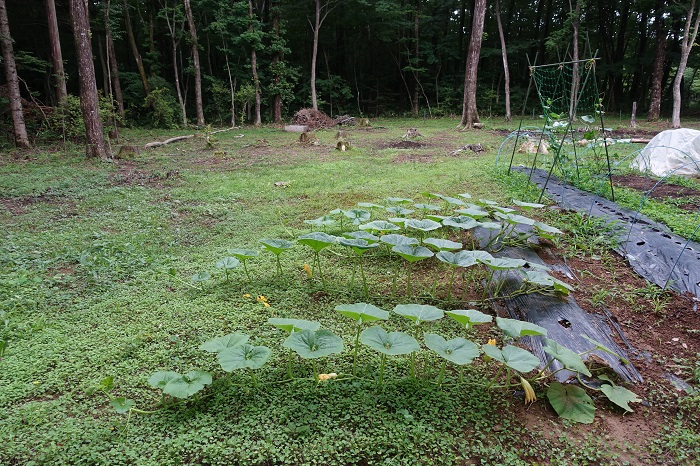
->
(379, 140, 426, 150)
(109, 160, 182, 188)
(613, 174, 700, 211)
(0, 193, 75, 216)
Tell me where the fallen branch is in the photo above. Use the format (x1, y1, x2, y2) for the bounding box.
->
(211, 127, 239, 135)
(144, 134, 195, 149)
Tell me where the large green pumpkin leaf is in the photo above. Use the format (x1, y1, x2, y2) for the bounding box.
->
(405, 218, 442, 232)
(297, 232, 337, 252)
(282, 329, 344, 359)
(334, 303, 389, 324)
(496, 317, 548, 338)
(163, 371, 213, 399)
(547, 382, 595, 424)
(391, 245, 434, 262)
(359, 220, 401, 233)
(600, 384, 641, 413)
(424, 237, 462, 252)
(359, 326, 420, 356)
(268, 318, 321, 334)
(482, 344, 540, 373)
(260, 238, 294, 255)
(393, 304, 444, 325)
(342, 230, 380, 243)
(199, 333, 250, 353)
(445, 309, 493, 328)
(424, 333, 480, 365)
(480, 256, 527, 270)
(343, 209, 371, 225)
(215, 256, 240, 270)
(380, 234, 419, 247)
(443, 216, 480, 230)
(110, 397, 136, 414)
(147, 371, 182, 389)
(218, 344, 272, 371)
(543, 338, 591, 376)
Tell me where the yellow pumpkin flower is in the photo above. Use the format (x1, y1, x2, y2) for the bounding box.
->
(317, 373, 338, 381)
(256, 295, 268, 303)
(263, 302, 271, 308)
(520, 376, 537, 404)
(487, 338, 497, 346)
(243, 293, 251, 299)
(303, 263, 313, 278)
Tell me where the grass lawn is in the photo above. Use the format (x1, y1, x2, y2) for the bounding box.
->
(1, 117, 698, 465)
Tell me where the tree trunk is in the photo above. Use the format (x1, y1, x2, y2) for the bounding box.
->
(96, 35, 110, 95)
(495, 0, 511, 121)
(271, 0, 283, 124)
(249, 0, 261, 126)
(459, 0, 486, 129)
(311, 0, 321, 110)
(671, 0, 700, 128)
(647, 0, 666, 121)
(122, 0, 150, 96)
(162, 0, 186, 126)
(45, 0, 67, 104)
(0, 0, 30, 148)
(183, 0, 204, 125)
(411, 0, 420, 116)
(69, 0, 108, 158)
(104, 0, 125, 120)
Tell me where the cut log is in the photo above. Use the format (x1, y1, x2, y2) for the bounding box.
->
(284, 125, 309, 133)
(144, 134, 194, 149)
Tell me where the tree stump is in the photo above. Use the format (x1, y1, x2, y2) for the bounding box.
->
(402, 128, 424, 139)
(116, 145, 140, 159)
(299, 132, 318, 145)
(335, 139, 351, 151)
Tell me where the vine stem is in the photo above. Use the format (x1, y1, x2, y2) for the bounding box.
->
(359, 258, 369, 298)
(352, 325, 361, 376)
(447, 267, 457, 301)
(406, 264, 412, 297)
(437, 359, 447, 386)
(287, 348, 294, 379)
(312, 360, 318, 382)
(379, 354, 386, 385)
(242, 260, 251, 282)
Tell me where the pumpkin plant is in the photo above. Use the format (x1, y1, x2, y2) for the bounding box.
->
(334, 303, 390, 375)
(359, 326, 420, 384)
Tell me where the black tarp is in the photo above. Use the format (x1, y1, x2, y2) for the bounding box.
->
(516, 167, 700, 298)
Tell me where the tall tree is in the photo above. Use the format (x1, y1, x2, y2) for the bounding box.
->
(647, 0, 666, 121)
(123, 0, 150, 96)
(495, 0, 511, 121)
(459, 0, 486, 129)
(183, 0, 204, 125)
(0, 0, 29, 148)
(45, 0, 67, 104)
(69, 0, 108, 158)
(671, 0, 700, 128)
(160, 0, 187, 126)
(310, 0, 335, 110)
(270, 0, 283, 123)
(103, 0, 125, 120)
(248, 0, 261, 126)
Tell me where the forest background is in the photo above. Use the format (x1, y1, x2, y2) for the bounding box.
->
(1, 0, 699, 150)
